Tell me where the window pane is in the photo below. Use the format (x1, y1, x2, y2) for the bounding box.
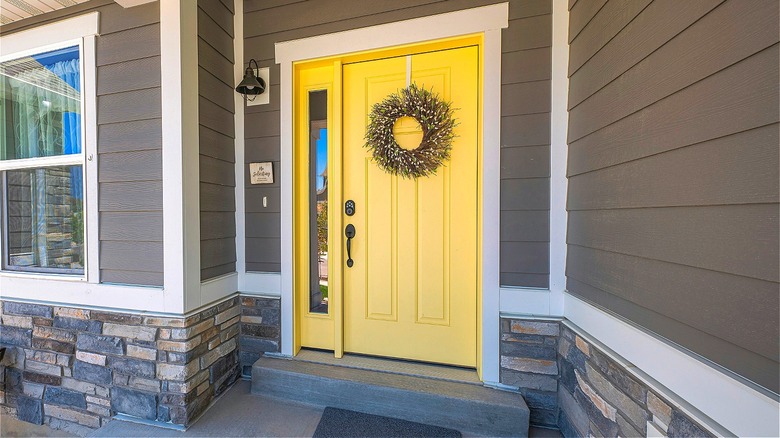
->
(0, 46, 81, 160)
(6, 165, 84, 273)
(309, 90, 328, 314)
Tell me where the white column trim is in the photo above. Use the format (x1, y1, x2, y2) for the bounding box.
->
(83, 35, 99, 285)
(234, 0, 247, 293)
(274, 3, 508, 375)
(565, 293, 779, 438)
(499, 287, 551, 315)
(549, 0, 570, 316)
(161, 0, 200, 314)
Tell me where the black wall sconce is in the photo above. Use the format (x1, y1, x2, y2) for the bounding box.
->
(236, 59, 266, 101)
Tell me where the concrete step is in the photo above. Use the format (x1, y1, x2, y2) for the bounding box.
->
(251, 356, 530, 437)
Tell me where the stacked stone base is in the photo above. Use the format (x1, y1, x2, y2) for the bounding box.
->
(499, 317, 715, 437)
(0, 297, 243, 435)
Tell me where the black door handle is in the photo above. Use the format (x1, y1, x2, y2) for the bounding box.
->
(345, 224, 355, 267)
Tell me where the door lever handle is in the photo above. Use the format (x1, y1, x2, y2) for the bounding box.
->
(345, 224, 356, 267)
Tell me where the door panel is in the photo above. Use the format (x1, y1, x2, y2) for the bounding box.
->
(342, 46, 479, 366)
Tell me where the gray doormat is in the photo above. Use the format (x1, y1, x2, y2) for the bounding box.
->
(312, 407, 462, 438)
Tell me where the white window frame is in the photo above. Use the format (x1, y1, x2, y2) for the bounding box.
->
(0, 38, 90, 279)
(0, 12, 183, 313)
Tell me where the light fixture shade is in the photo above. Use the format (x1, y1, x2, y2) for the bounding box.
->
(236, 66, 265, 96)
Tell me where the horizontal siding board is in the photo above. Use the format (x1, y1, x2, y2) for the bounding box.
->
(246, 213, 281, 238)
(201, 238, 237, 269)
(200, 125, 236, 162)
(99, 150, 162, 183)
(200, 97, 236, 137)
(566, 246, 779, 364)
(245, 136, 282, 162)
(245, 187, 280, 213)
(98, 88, 162, 125)
(201, 183, 236, 212)
(501, 47, 551, 84)
(568, 0, 652, 75)
(501, 113, 550, 147)
(500, 242, 550, 274)
(244, 0, 441, 37)
(501, 210, 549, 242)
(99, 1, 159, 35)
(98, 119, 162, 153)
(100, 241, 163, 272)
(245, 111, 281, 139)
(568, 0, 606, 43)
(567, 125, 780, 210)
(198, 9, 234, 63)
(97, 56, 161, 96)
(500, 178, 550, 211)
(500, 273, 548, 288)
(96, 23, 161, 66)
(199, 67, 235, 112)
(567, 50, 779, 175)
(501, 81, 551, 116)
(245, 0, 303, 13)
(200, 155, 236, 187)
(246, 262, 281, 273)
(101, 269, 163, 286)
(99, 181, 162, 212)
(568, 1, 779, 141)
(501, 15, 552, 53)
(198, 0, 234, 37)
(201, 212, 236, 240)
(500, 145, 550, 179)
(246, 237, 282, 263)
(569, 205, 779, 282)
(569, 1, 723, 108)
(198, 37, 235, 86)
(509, 0, 551, 20)
(100, 212, 163, 242)
(202, 263, 236, 281)
(219, 0, 234, 14)
(566, 277, 778, 394)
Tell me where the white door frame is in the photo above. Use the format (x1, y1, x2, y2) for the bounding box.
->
(274, 3, 508, 384)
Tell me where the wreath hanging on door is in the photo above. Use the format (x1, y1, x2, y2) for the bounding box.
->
(364, 84, 457, 178)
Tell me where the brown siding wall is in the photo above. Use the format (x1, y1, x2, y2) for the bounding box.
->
(1, 0, 164, 287)
(243, 0, 552, 285)
(198, 0, 237, 281)
(565, 0, 779, 392)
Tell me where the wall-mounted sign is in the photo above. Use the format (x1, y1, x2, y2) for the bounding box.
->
(250, 162, 274, 184)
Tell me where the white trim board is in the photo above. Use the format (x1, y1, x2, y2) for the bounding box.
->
(548, 0, 569, 316)
(0, 12, 99, 58)
(274, 3, 508, 383)
(564, 293, 780, 438)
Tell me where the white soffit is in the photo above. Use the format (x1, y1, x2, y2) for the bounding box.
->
(0, 0, 90, 26)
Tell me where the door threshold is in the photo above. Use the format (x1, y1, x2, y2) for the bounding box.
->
(293, 348, 481, 385)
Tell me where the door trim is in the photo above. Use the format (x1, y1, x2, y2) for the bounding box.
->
(275, 3, 508, 384)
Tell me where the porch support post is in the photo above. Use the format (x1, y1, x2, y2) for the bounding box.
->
(161, 0, 201, 313)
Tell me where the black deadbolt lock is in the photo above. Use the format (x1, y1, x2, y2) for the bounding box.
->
(345, 200, 355, 216)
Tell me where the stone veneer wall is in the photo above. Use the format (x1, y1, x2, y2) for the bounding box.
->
(500, 318, 718, 437)
(238, 296, 281, 376)
(499, 318, 560, 428)
(0, 297, 242, 434)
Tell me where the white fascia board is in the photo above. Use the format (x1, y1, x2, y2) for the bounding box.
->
(500, 287, 552, 315)
(242, 272, 282, 296)
(114, 0, 156, 8)
(201, 273, 239, 304)
(564, 293, 780, 438)
(0, 12, 99, 58)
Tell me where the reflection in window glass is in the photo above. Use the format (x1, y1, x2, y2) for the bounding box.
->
(309, 90, 328, 313)
(6, 166, 84, 273)
(0, 45, 82, 161)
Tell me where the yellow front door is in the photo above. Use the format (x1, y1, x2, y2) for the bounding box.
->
(341, 46, 479, 366)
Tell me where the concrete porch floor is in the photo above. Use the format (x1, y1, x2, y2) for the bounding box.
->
(2, 380, 562, 437)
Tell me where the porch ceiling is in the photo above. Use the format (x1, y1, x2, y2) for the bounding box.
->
(0, 0, 90, 26)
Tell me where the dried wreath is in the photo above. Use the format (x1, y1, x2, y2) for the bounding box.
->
(364, 84, 456, 178)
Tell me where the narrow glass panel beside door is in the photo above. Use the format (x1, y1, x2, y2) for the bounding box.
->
(309, 90, 328, 313)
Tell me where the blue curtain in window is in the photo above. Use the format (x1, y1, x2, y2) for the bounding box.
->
(49, 58, 82, 199)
